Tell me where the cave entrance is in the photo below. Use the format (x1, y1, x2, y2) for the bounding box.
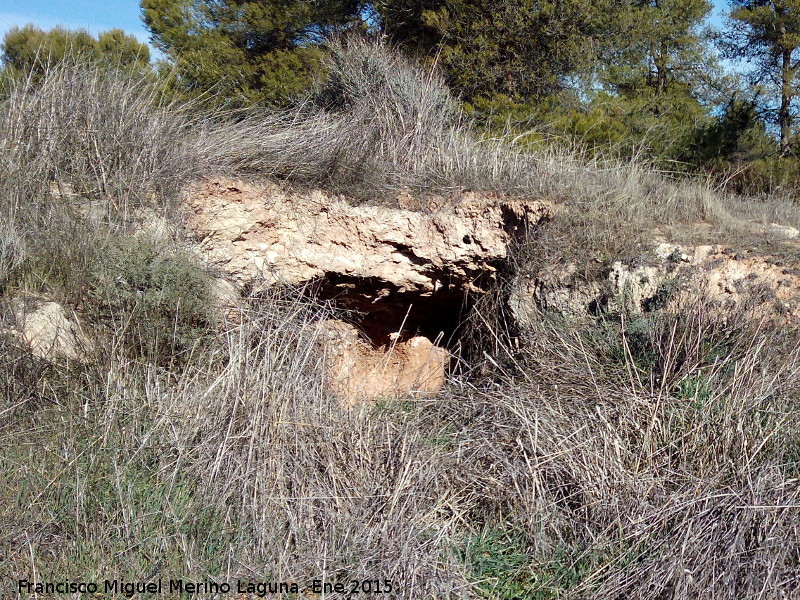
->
(306, 271, 488, 351)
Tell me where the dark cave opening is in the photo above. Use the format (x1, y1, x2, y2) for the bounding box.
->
(304, 270, 498, 350)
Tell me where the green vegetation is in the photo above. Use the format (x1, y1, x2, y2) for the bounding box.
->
(88, 236, 213, 366)
(722, 0, 800, 157)
(460, 526, 599, 599)
(383, 0, 604, 99)
(141, 0, 363, 107)
(1, 24, 150, 82)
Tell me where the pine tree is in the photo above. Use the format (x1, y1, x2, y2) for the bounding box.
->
(373, 0, 440, 54)
(722, 0, 800, 156)
(531, 0, 730, 167)
(602, 0, 715, 95)
(141, 0, 363, 107)
(375, 0, 609, 101)
(2, 25, 150, 79)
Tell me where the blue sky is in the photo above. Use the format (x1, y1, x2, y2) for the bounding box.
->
(0, 1, 150, 44)
(0, 0, 732, 51)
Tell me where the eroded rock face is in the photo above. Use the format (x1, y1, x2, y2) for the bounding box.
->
(318, 320, 449, 406)
(185, 178, 551, 301)
(512, 243, 800, 325)
(185, 178, 551, 402)
(510, 261, 666, 321)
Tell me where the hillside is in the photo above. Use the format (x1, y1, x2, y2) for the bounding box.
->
(1, 42, 800, 600)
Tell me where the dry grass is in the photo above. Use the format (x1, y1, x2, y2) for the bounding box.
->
(432, 300, 800, 598)
(0, 58, 238, 306)
(3, 286, 799, 598)
(0, 59, 211, 225)
(0, 290, 472, 597)
(160, 292, 468, 592)
(203, 38, 704, 207)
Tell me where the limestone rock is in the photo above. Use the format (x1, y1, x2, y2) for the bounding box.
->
(184, 179, 552, 296)
(509, 264, 602, 322)
(513, 244, 800, 325)
(606, 261, 664, 313)
(769, 223, 800, 240)
(13, 299, 89, 360)
(318, 320, 449, 407)
(510, 261, 666, 320)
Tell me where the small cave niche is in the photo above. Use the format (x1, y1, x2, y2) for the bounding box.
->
(304, 271, 492, 351)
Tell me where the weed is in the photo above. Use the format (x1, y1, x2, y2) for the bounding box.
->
(674, 373, 713, 407)
(782, 437, 800, 478)
(462, 526, 534, 599)
(461, 526, 600, 600)
(88, 235, 213, 366)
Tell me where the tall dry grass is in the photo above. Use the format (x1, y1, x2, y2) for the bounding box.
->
(430, 300, 800, 598)
(158, 292, 469, 593)
(0, 58, 237, 305)
(0, 59, 211, 224)
(0, 290, 472, 597)
(5, 284, 798, 598)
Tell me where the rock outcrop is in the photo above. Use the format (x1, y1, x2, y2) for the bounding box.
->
(181, 179, 800, 400)
(186, 179, 551, 296)
(511, 242, 800, 326)
(185, 179, 552, 402)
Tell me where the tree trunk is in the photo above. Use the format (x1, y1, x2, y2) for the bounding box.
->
(653, 0, 668, 93)
(780, 48, 793, 157)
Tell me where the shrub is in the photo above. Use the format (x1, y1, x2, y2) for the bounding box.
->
(88, 236, 213, 365)
(1, 24, 151, 84)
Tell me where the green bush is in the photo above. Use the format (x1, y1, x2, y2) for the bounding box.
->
(727, 155, 800, 199)
(1, 24, 150, 85)
(89, 236, 212, 365)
